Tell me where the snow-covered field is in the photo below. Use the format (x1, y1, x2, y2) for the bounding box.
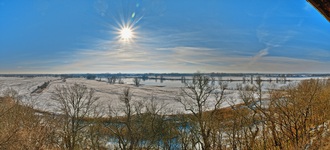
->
(0, 76, 328, 115)
(0, 77, 183, 115)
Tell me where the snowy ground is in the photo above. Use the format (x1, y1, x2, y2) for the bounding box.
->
(0, 76, 328, 116)
(0, 77, 183, 115)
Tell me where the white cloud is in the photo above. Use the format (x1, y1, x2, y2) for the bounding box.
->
(249, 48, 269, 66)
(48, 43, 330, 74)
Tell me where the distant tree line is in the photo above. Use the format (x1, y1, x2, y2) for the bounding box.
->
(31, 81, 50, 94)
(2, 72, 330, 79)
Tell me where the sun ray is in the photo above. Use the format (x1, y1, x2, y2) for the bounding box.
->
(120, 27, 133, 40)
(110, 1, 144, 43)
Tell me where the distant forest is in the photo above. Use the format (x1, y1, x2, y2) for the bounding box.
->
(1, 72, 330, 78)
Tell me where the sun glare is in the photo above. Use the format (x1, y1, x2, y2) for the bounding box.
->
(120, 27, 133, 40)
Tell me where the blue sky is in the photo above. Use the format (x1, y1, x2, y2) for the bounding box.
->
(1, 0, 330, 73)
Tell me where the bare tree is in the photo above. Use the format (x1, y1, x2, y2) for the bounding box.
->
(268, 79, 327, 149)
(228, 78, 330, 149)
(133, 77, 141, 87)
(108, 76, 117, 84)
(107, 87, 137, 150)
(52, 83, 100, 150)
(118, 77, 124, 84)
(233, 84, 262, 150)
(107, 87, 176, 150)
(135, 96, 175, 149)
(176, 73, 227, 150)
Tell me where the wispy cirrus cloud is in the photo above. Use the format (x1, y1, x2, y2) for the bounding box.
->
(251, 5, 304, 67)
(248, 48, 269, 66)
(49, 42, 330, 74)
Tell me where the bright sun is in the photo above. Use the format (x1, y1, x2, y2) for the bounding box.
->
(120, 27, 133, 40)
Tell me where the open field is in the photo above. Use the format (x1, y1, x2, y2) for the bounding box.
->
(1, 76, 328, 115)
